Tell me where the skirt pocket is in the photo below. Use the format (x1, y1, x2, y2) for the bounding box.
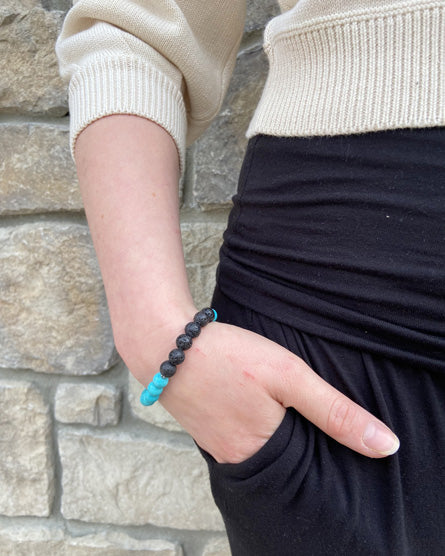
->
(198, 406, 326, 555)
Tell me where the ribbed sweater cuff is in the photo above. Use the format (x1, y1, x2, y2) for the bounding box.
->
(68, 57, 187, 175)
(247, 2, 445, 139)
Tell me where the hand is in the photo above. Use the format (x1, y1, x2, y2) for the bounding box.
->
(72, 117, 398, 463)
(128, 320, 400, 464)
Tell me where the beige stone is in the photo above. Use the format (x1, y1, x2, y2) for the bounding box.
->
(0, 122, 81, 214)
(0, 525, 182, 555)
(55, 383, 121, 426)
(181, 221, 225, 308)
(0, 381, 54, 516)
(59, 427, 224, 530)
(0, 223, 118, 374)
(202, 537, 231, 556)
(193, 47, 268, 209)
(0, 6, 67, 115)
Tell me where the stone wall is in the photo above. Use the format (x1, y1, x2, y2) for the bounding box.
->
(0, 1, 279, 555)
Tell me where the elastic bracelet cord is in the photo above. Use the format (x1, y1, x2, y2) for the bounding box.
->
(140, 307, 218, 406)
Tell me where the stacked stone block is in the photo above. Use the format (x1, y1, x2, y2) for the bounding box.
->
(0, 1, 277, 554)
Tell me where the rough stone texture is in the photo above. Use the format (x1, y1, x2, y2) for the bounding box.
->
(0, 122, 80, 214)
(0, 223, 118, 374)
(59, 427, 224, 531)
(0, 525, 183, 555)
(2, 1, 71, 8)
(55, 383, 121, 426)
(245, 0, 280, 34)
(0, 381, 54, 516)
(193, 47, 268, 209)
(181, 221, 225, 308)
(41, 0, 72, 10)
(0, 6, 67, 115)
(202, 537, 231, 556)
(128, 373, 182, 432)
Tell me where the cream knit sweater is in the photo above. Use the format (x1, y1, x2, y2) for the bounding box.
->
(56, 0, 445, 173)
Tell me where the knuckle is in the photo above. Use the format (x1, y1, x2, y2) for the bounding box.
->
(326, 396, 358, 439)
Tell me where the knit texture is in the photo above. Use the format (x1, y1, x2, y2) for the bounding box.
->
(56, 0, 445, 174)
(247, 2, 445, 140)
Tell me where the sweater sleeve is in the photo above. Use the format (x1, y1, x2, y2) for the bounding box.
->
(56, 0, 247, 173)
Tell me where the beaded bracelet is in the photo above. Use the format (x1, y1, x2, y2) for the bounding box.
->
(140, 307, 218, 406)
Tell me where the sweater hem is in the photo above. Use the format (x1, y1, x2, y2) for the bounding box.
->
(247, 2, 445, 140)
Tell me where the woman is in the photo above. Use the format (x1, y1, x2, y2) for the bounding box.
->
(56, 1, 445, 554)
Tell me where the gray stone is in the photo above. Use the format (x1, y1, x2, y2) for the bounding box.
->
(181, 221, 225, 308)
(0, 525, 182, 555)
(0, 6, 67, 115)
(2, 1, 70, 9)
(66, 534, 183, 556)
(0, 122, 81, 214)
(59, 427, 224, 530)
(193, 47, 268, 209)
(0, 525, 65, 555)
(0, 381, 54, 516)
(0, 223, 118, 374)
(245, 0, 280, 35)
(128, 373, 182, 432)
(55, 383, 121, 426)
(202, 537, 231, 556)
(41, 1, 72, 11)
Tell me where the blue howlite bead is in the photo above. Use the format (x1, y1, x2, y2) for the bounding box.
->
(140, 389, 159, 406)
(153, 372, 169, 388)
(148, 382, 163, 396)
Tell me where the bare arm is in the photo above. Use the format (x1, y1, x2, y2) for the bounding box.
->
(75, 114, 400, 463)
(75, 114, 196, 384)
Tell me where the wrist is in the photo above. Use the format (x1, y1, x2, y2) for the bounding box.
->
(139, 308, 217, 406)
(112, 298, 199, 385)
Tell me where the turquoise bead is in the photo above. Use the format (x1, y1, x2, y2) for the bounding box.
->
(140, 389, 159, 406)
(148, 382, 163, 396)
(212, 309, 218, 321)
(153, 372, 169, 388)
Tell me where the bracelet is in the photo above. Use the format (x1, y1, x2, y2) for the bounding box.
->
(140, 307, 218, 406)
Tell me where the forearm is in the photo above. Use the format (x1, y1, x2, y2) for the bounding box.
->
(75, 115, 197, 379)
(73, 115, 399, 462)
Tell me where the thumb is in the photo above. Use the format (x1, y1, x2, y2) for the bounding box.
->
(270, 354, 400, 458)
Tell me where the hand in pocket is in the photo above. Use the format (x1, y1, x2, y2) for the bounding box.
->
(149, 322, 401, 464)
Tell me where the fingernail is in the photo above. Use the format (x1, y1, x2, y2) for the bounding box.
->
(363, 422, 400, 455)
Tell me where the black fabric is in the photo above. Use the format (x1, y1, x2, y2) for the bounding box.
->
(198, 128, 445, 554)
(199, 288, 445, 555)
(217, 128, 445, 371)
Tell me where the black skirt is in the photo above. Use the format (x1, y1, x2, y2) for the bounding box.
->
(217, 128, 445, 371)
(199, 127, 445, 555)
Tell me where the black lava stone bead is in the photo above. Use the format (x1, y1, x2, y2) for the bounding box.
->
(160, 360, 176, 378)
(176, 334, 193, 350)
(203, 307, 215, 322)
(169, 348, 185, 365)
(194, 310, 210, 326)
(185, 321, 201, 338)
